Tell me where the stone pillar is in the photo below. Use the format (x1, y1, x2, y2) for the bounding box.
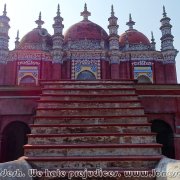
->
(164, 63, 177, 84)
(111, 63, 119, 79)
(154, 62, 165, 84)
(174, 135, 180, 159)
(52, 63, 62, 80)
(0, 134, 5, 162)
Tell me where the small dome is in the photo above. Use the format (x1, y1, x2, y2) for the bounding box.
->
(18, 28, 53, 51)
(119, 29, 150, 47)
(64, 20, 108, 43)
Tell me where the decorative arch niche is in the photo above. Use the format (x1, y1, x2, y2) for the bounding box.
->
(77, 70, 96, 80)
(137, 75, 152, 83)
(19, 75, 36, 86)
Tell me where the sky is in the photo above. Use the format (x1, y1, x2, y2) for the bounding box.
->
(0, 0, 180, 81)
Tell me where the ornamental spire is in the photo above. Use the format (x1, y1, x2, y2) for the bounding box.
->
(150, 31, 156, 50)
(3, 4, 7, 16)
(151, 31, 155, 42)
(111, 5, 114, 17)
(15, 30, 20, 49)
(126, 13, 135, 30)
(163, 5, 167, 17)
(57, 4, 60, 16)
(16, 30, 19, 41)
(81, 3, 91, 20)
(35, 12, 44, 28)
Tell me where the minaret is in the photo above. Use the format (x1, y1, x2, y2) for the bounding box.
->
(52, 4, 64, 80)
(160, 6, 178, 84)
(108, 5, 120, 79)
(108, 5, 119, 50)
(0, 4, 10, 84)
(15, 30, 20, 49)
(160, 6, 175, 51)
(150, 31, 156, 50)
(0, 4, 10, 63)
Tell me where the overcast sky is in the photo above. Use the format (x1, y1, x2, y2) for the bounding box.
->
(0, 0, 180, 81)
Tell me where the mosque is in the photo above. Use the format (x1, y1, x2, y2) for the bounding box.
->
(0, 3, 179, 176)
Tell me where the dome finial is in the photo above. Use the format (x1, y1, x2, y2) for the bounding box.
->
(126, 13, 135, 30)
(35, 11, 44, 28)
(111, 5, 114, 16)
(81, 3, 91, 20)
(3, 4, 7, 16)
(163, 5, 167, 17)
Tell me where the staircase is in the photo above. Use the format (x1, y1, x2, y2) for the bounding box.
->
(24, 80, 162, 178)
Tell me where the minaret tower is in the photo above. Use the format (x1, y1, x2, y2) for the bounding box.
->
(160, 6, 178, 84)
(52, 4, 64, 80)
(108, 5, 119, 50)
(108, 5, 120, 79)
(0, 4, 10, 84)
(0, 4, 10, 62)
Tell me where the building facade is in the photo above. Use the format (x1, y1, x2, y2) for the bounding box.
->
(0, 4, 180, 163)
(0, 4, 178, 85)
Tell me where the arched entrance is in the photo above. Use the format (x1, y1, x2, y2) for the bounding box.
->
(77, 70, 96, 80)
(2, 122, 31, 162)
(151, 120, 175, 158)
(137, 75, 152, 83)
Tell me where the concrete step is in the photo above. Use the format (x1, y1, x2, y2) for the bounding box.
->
(24, 144, 162, 157)
(27, 133, 156, 145)
(26, 155, 162, 170)
(36, 107, 145, 116)
(34, 115, 148, 124)
(40, 94, 139, 101)
(42, 88, 136, 95)
(37, 100, 141, 109)
(30, 123, 151, 134)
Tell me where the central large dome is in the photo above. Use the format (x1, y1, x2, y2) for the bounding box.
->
(64, 20, 108, 43)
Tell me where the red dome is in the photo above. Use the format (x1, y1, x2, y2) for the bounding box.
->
(119, 29, 150, 46)
(18, 28, 53, 50)
(64, 20, 108, 42)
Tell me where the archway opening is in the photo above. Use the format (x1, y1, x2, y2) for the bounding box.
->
(77, 70, 96, 80)
(137, 75, 152, 83)
(3, 122, 31, 162)
(151, 120, 175, 158)
(19, 75, 36, 86)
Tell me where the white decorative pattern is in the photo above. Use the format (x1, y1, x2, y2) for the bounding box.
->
(69, 40, 102, 50)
